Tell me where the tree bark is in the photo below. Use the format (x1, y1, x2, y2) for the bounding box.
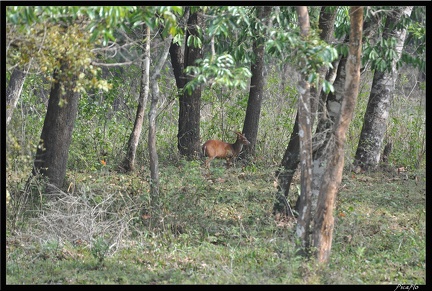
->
(313, 6, 363, 263)
(242, 6, 272, 159)
(121, 25, 151, 172)
(307, 55, 348, 215)
(177, 10, 203, 158)
(314, 7, 339, 124)
(33, 60, 80, 190)
(307, 7, 340, 218)
(294, 6, 313, 253)
(6, 66, 28, 127)
(274, 6, 338, 218)
(169, 6, 189, 91)
(354, 6, 413, 171)
(148, 34, 173, 227)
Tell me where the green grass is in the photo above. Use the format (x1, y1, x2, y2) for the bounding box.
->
(6, 161, 425, 284)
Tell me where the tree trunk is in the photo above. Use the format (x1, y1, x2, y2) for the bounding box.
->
(274, 113, 299, 216)
(313, 6, 363, 263)
(148, 34, 173, 228)
(6, 66, 28, 127)
(354, 6, 413, 171)
(169, 6, 189, 91)
(169, 40, 186, 90)
(314, 7, 339, 124)
(122, 25, 151, 172)
(177, 10, 203, 158)
(306, 7, 340, 219)
(273, 6, 338, 218)
(242, 6, 272, 159)
(33, 61, 80, 190)
(294, 6, 313, 253)
(307, 55, 348, 215)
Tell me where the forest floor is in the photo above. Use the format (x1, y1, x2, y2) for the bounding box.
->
(6, 160, 426, 284)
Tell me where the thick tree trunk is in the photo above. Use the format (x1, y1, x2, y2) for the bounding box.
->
(33, 61, 80, 190)
(242, 6, 272, 159)
(177, 10, 203, 158)
(354, 6, 413, 171)
(313, 6, 363, 263)
(122, 26, 151, 172)
(6, 66, 28, 127)
(169, 7, 189, 93)
(169, 40, 186, 90)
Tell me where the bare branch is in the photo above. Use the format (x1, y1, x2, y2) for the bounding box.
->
(91, 61, 134, 67)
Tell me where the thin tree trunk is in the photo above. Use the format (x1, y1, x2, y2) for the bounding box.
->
(33, 61, 80, 191)
(6, 63, 31, 127)
(274, 113, 299, 216)
(122, 25, 151, 172)
(314, 7, 339, 125)
(294, 6, 313, 253)
(148, 34, 173, 228)
(354, 6, 413, 171)
(242, 6, 272, 159)
(177, 10, 203, 158)
(313, 6, 363, 263)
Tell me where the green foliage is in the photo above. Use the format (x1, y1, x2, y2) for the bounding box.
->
(91, 237, 110, 265)
(399, 19, 426, 72)
(183, 54, 252, 95)
(267, 28, 338, 93)
(363, 37, 400, 73)
(6, 6, 144, 46)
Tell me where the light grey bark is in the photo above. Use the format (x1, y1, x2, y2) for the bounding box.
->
(294, 6, 313, 251)
(354, 6, 413, 170)
(148, 34, 173, 219)
(6, 66, 28, 126)
(122, 26, 151, 172)
(310, 56, 347, 216)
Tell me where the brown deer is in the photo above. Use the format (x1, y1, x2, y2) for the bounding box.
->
(202, 131, 251, 169)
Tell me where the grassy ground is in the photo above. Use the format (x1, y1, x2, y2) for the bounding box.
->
(6, 160, 426, 284)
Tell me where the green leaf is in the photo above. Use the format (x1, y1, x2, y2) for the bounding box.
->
(322, 79, 334, 94)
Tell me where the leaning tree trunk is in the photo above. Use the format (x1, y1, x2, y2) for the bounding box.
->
(6, 66, 28, 127)
(242, 6, 272, 159)
(33, 60, 80, 191)
(312, 6, 363, 263)
(177, 10, 203, 158)
(354, 6, 413, 171)
(121, 25, 151, 172)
